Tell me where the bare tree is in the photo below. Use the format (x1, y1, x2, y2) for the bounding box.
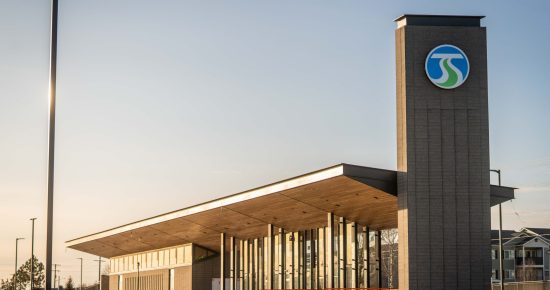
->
(381, 228, 398, 288)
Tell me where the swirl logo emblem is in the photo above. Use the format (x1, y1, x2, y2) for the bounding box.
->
(425, 44, 470, 89)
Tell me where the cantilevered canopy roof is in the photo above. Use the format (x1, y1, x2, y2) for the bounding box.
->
(66, 163, 514, 258)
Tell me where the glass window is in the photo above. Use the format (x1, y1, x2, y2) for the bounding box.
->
(293, 232, 301, 289)
(368, 231, 377, 286)
(164, 250, 170, 265)
(318, 228, 325, 289)
(170, 249, 177, 265)
(152, 251, 158, 267)
(504, 250, 515, 260)
(243, 241, 249, 289)
(147, 253, 152, 268)
(159, 250, 165, 266)
(311, 229, 317, 289)
(274, 234, 280, 289)
(333, 218, 340, 287)
(305, 231, 312, 289)
(140, 254, 146, 268)
(285, 233, 293, 289)
(186, 245, 192, 264)
(177, 247, 184, 264)
(263, 237, 271, 289)
(129, 255, 134, 271)
(127, 256, 130, 272)
(299, 231, 304, 288)
(346, 222, 354, 287)
(253, 239, 259, 290)
(357, 226, 367, 288)
(258, 239, 263, 290)
(505, 269, 515, 279)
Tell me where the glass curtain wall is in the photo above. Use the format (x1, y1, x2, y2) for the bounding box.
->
(232, 218, 383, 290)
(357, 226, 369, 288)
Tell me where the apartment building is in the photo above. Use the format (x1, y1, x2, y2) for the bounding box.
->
(492, 228, 550, 282)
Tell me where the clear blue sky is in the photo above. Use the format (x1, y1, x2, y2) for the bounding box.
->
(1, 0, 549, 285)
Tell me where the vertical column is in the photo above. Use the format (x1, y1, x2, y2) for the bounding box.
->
(543, 249, 546, 281)
(221, 233, 226, 290)
(267, 224, 274, 290)
(259, 238, 264, 290)
(316, 229, 321, 290)
(248, 241, 253, 290)
(293, 232, 300, 289)
(279, 228, 285, 289)
(290, 232, 296, 289)
(339, 217, 346, 287)
(523, 246, 526, 281)
(254, 239, 259, 290)
(326, 213, 334, 288)
(239, 240, 244, 290)
(365, 227, 370, 288)
(351, 222, 358, 288)
(376, 230, 382, 287)
(310, 229, 316, 289)
(320, 227, 326, 290)
(247, 240, 252, 290)
(230, 237, 236, 290)
(300, 231, 308, 289)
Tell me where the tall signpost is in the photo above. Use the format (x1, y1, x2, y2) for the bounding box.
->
(396, 15, 491, 290)
(46, 1, 59, 290)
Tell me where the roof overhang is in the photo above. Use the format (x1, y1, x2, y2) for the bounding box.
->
(66, 164, 515, 258)
(66, 164, 397, 258)
(490, 185, 516, 206)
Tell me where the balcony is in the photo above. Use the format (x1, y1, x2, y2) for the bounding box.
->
(516, 257, 544, 266)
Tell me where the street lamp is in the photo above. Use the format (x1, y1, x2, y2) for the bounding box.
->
(45, 1, 59, 289)
(30, 218, 37, 290)
(93, 257, 104, 290)
(52, 264, 60, 289)
(14, 238, 25, 290)
(491, 169, 504, 290)
(77, 258, 83, 290)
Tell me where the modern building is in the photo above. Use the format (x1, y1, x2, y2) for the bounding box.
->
(66, 15, 516, 290)
(491, 228, 550, 283)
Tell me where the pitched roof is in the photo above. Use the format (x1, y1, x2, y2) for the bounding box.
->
(491, 230, 516, 245)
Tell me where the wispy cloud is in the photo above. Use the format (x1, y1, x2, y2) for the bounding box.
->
(517, 186, 550, 193)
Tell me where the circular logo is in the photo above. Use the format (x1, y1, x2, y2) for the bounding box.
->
(425, 44, 470, 89)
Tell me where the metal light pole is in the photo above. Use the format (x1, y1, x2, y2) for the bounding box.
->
(491, 169, 504, 290)
(46, 1, 59, 290)
(14, 238, 25, 290)
(93, 258, 104, 290)
(77, 258, 83, 290)
(52, 264, 60, 290)
(30, 218, 37, 290)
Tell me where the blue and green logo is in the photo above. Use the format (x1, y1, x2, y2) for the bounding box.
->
(425, 44, 470, 89)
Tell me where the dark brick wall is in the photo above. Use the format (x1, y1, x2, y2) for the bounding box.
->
(192, 256, 220, 290)
(396, 23, 491, 290)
